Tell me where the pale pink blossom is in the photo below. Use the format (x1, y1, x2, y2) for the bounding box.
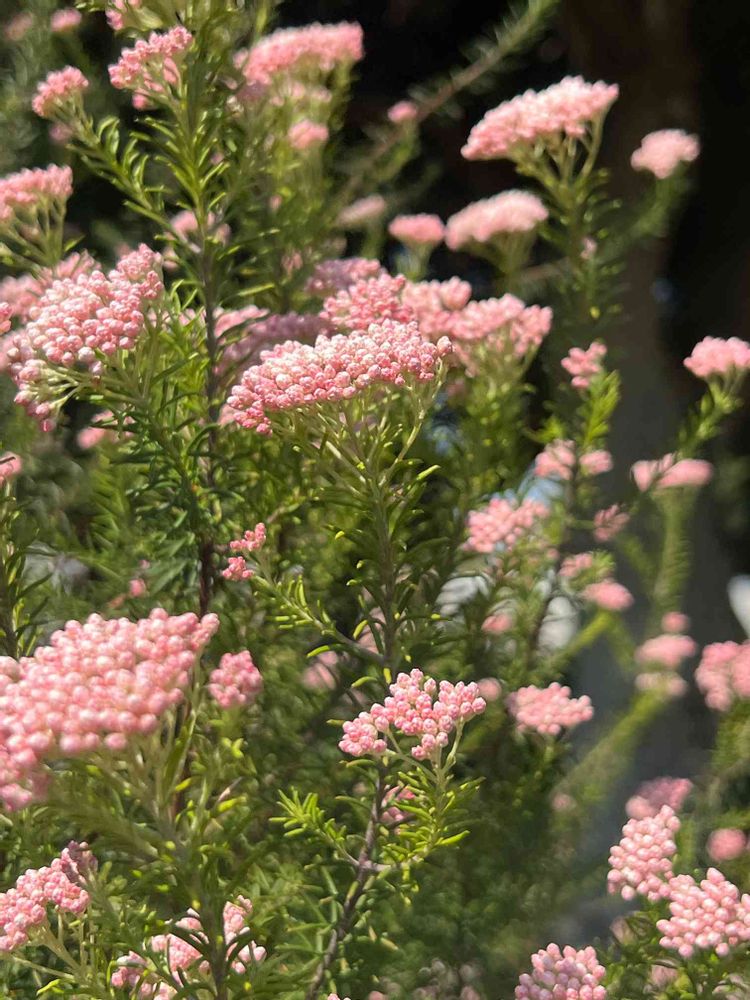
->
(304, 258, 385, 297)
(684, 336, 750, 381)
(632, 454, 713, 492)
(482, 613, 512, 635)
(662, 611, 690, 634)
(450, 296, 552, 358)
(593, 504, 629, 542)
(631, 129, 699, 179)
(322, 274, 413, 330)
(626, 777, 693, 820)
(208, 651, 262, 710)
(32, 66, 89, 120)
(534, 440, 610, 480)
(339, 668, 485, 760)
(50, 8, 82, 33)
(657, 868, 750, 958)
(583, 579, 633, 611)
(227, 320, 451, 434)
(607, 806, 680, 901)
(463, 76, 618, 161)
(105, 0, 143, 31)
(465, 496, 549, 555)
(222, 524, 266, 580)
(445, 192, 547, 250)
(707, 829, 746, 863)
(109, 27, 193, 107)
(0, 453, 22, 487)
(4, 12, 33, 43)
(337, 195, 387, 228)
(237, 22, 363, 88)
(561, 341, 606, 390)
(388, 214, 445, 248)
(559, 552, 595, 580)
(476, 678, 502, 702)
(635, 633, 697, 670)
(0, 165, 73, 227)
(288, 119, 329, 150)
(515, 943, 607, 1000)
(507, 682, 593, 736)
(696, 641, 750, 712)
(387, 100, 418, 124)
(635, 672, 688, 698)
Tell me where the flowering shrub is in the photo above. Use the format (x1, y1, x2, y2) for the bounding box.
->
(1, 1, 750, 998)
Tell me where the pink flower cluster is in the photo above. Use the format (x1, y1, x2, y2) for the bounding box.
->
(631, 129, 700, 179)
(51, 8, 82, 33)
(0, 608, 219, 811)
(0, 843, 93, 952)
(562, 341, 606, 390)
(465, 496, 549, 555)
(582, 579, 633, 612)
(109, 27, 193, 107)
(593, 505, 629, 542)
(632, 454, 713, 492)
(559, 552, 595, 581)
(112, 898, 265, 996)
(0, 453, 21, 488)
(388, 100, 418, 124)
(445, 192, 548, 250)
(515, 944, 607, 1000)
(635, 633, 696, 670)
(534, 440, 612, 480)
(0, 251, 95, 327)
(32, 66, 88, 120)
(695, 641, 750, 711)
(208, 651, 262, 710)
(305, 257, 385, 297)
(662, 611, 690, 634)
(401, 278, 472, 340)
(657, 869, 750, 958)
(339, 668, 486, 761)
(607, 806, 680, 901)
(8, 245, 163, 428)
(337, 195, 387, 228)
(222, 523, 266, 581)
(0, 165, 73, 226)
(322, 274, 414, 330)
(707, 829, 747, 863)
(388, 214, 445, 248)
(684, 336, 750, 381)
(239, 22, 364, 88)
(105, 0, 143, 31)
(507, 682, 593, 736)
(451, 296, 552, 359)
(288, 119, 329, 150)
(626, 776, 693, 820)
(227, 320, 450, 434)
(462, 76, 619, 162)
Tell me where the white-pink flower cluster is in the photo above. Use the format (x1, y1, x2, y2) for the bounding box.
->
(337, 195, 387, 228)
(0, 609, 218, 811)
(321, 274, 414, 330)
(607, 806, 680, 901)
(51, 8, 82, 33)
(635, 633, 696, 670)
(707, 828, 747, 863)
(515, 944, 607, 1000)
(304, 257, 385, 297)
(451, 297, 552, 359)
(288, 119, 329, 151)
(582, 579, 633, 612)
(593, 505, 629, 542)
(227, 320, 451, 434)
(0, 453, 21, 488)
(7, 245, 163, 428)
(388, 100, 418, 124)
(684, 336, 750, 381)
(32, 66, 89, 120)
(109, 27, 193, 107)
(388, 213, 445, 248)
(222, 523, 266, 581)
(0, 843, 93, 952)
(462, 76, 619, 161)
(465, 496, 550, 555)
(445, 192, 548, 250)
(695, 641, 750, 712)
(507, 682, 593, 736)
(631, 129, 699, 180)
(208, 651, 262, 710)
(534, 439, 612, 480)
(339, 668, 485, 761)
(626, 776, 693, 820)
(632, 454, 713, 492)
(562, 341, 606, 390)
(238, 22, 364, 88)
(0, 165, 73, 226)
(657, 869, 750, 958)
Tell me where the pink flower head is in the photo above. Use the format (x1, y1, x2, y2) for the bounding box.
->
(626, 777, 693, 820)
(515, 943, 607, 1000)
(445, 191, 548, 250)
(4, 12, 33, 42)
(707, 829, 747, 864)
(237, 22, 363, 88)
(632, 453, 713, 492)
(631, 129, 700, 179)
(0, 844, 93, 952)
(583, 579, 633, 612)
(465, 496, 549, 555)
(0, 252, 95, 327)
(0, 165, 73, 228)
(450, 295, 552, 359)
(105, 0, 143, 32)
(463, 76, 618, 162)
(482, 612, 513, 635)
(561, 341, 606, 390)
(226, 320, 451, 435)
(387, 100, 418, 124)
(50, 8, 82, 33)
(8, 245, 163, 428)
(337, 195, 387, 229)
(109, 27, 193, 107)
(662, 611, 690, 634)
(695, 641, 750, 712)
(208, 651, 262, 710)
(507, 682, 593, 737)
(288, 119, 329, 151)
(0, 608, 218, 811)
(304, 257, 385, 297)
(388, 214, 445, 249)
(593, 504, 629, 542)
(684, 336, 750, 382)
(339, 667, 485, 760)
(635, 672, 688, 699)
(635, 633, 697, 670)
(32, 66, 89, 120)
(0, 453, 22, 487)
(607, 805, 680, 901)
(657, 869, 750, 958)
(559, 552, 596, 581)
(222, 523, 266, 580)
(534, 440, 610, 480)
(476, 678, 503, 702)
(322, 274, 413, 330)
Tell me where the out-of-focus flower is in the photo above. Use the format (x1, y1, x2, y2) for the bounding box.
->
(631, 129, 699, 179)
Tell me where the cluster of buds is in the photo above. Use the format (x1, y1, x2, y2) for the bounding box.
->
(222, 523, 266, 581)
